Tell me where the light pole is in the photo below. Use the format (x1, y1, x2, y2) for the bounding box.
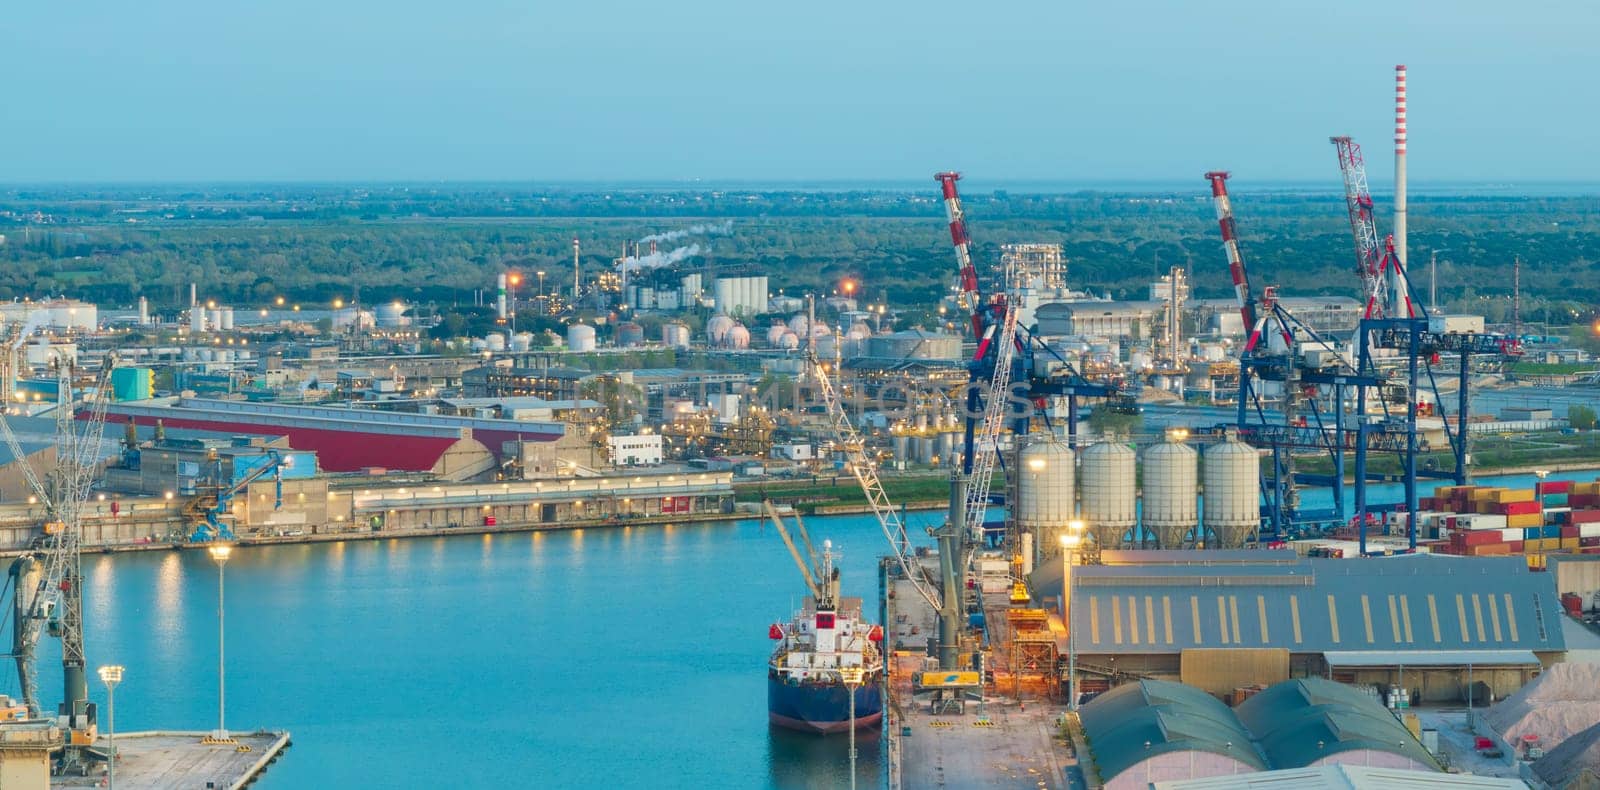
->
(840, 666, 865, 790)
(507, 274, 522, 335)
(97, 665, 124, 789)
(207, 543, 233, 740)
(1061, 518, 1086, 711)
(536, 270, 546, 314)
(1534, 469, 1550, 506)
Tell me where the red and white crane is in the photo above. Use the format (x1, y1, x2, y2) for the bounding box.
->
(1331, 136, 1412, 319)
(1204, 172, 1260, 342)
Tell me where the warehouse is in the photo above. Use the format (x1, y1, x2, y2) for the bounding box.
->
(1035, 550, 1564, 700)
(1078, 680, 1265, 789)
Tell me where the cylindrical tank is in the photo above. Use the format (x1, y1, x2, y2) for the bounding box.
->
(567, 324, 596, 352)
(915, 436, 934, 464)
(190, 308, 206, 334)
(617, 322, 644, 348)
(662, 323, 690, 348)
(220, 307, 235, 331)
(512, 332, 534, 352)
(728, 324, 750, 349)
(1203, 434, 1261, 549)
(766, 324, 789, 346)
(1130, 350, 1153, 371)
(1017, 439, 1075, 557)
(1142, 440, 1199, 549)
(893, 435, 910, 462)
(485, 333, 506, 352)
(1080, 440, 1137, 550)
(937, 432, 955, 466)
(376, 303, 407, 328)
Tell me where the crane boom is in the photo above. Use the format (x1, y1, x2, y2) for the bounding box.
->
(1203, 172, 1259, 334)
(810, 355, 941, 610)
(935, 172, 984, 338)
(1330, 136, 1392, 319)
(962, 296, 1018, 543)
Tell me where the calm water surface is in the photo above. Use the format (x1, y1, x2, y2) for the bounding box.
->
(39, 513, 932, 789)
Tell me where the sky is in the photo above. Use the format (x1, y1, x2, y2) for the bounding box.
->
(3, 0, 1598, 185)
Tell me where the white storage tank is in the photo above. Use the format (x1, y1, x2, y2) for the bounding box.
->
(376, 303, 409, 328)
(778, 331, 799, 350)
(1017, 438, 1075, 557)
(707, 314, 734, 346)
(728, 324, 750, 349)
(1080, 439, 1137, 550)
(766, 324, 789, 346)
(485, 333, 507, 352)
(1203, 432, 1261, 549)
(1142, 438, 1199, 549)
(512, 332, 534, 352)
(892, 434, 910, 462)
(567, 324, 597, 353)
(190, 308, 206, 334)
(662, 322, 690, 348)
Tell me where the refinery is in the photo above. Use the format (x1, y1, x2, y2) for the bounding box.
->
(0, 55, 1598, 790)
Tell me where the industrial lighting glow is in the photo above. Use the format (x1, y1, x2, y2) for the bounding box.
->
(1027, 458, 1046, 472)
(1059, 533, 1082, 550)
(97, 664, 124, 684)
(1068, 519, 1085, 534)
(207, 544, 233, 562)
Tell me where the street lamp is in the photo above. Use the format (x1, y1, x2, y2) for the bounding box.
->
(508, 273, 522, 334)
(97, 665, 124, 789)
(1061, 521, 1085, 711)
(840, 665, 865, 790)
(537, 270, 546, 309)
(207, 543, 233, 740)
(1534, 469, 1550, 506)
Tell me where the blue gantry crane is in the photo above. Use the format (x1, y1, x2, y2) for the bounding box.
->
(189, 450, 292, 543)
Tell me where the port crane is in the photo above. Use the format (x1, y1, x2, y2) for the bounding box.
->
(188, 449, 292, 543)
(0, 359, 113, 775)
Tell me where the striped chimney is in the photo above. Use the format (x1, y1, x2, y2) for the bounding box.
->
(1204, 171, 1257, 335)
(1392, 64, 1409, 315)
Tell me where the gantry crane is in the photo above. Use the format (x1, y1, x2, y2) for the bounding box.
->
(188, 449, 292, 543)
(1, 359, 113, 775)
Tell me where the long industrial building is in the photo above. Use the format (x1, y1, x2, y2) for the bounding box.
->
(1033, 550, 1566, 701)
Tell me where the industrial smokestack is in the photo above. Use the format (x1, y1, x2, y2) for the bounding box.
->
(573, 237, 581, 301)
(496, 272, 508, 319)
(1393, 64, 1408, 316)
(189, 283, 197, 309)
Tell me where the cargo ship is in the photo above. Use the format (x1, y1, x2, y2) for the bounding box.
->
(763, 513, 884, 734)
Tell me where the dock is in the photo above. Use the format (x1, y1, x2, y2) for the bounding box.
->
(884, 554, 1083, 789)
(55, 730, 290, 790)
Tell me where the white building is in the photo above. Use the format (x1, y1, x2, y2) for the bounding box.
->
(607, 434, 663, 466)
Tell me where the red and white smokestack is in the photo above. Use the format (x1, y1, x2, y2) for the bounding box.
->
(933, 171, 981, 332)
(1204, 171, 1258, 334)
(1392, 64, 1408, 316)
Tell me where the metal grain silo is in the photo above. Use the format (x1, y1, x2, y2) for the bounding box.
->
(1017, 438, 1075, 557)
(1080, 439, 1136, 550)
(1141, 439, 1198, 549)
(1203, 432, 1261, 549)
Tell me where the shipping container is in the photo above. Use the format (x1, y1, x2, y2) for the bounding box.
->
(1500, 501, 1541, 516)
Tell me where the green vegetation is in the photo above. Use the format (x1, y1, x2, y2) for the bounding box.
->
(1509, 361, 1595, 376)
(2, 185, 1598, 326)
(1571, 405, 1599, 431)
(1292, 430, 1600, 478)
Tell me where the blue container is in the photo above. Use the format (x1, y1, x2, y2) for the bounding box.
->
(1542, 525, 1563, 539)
(1525, 527, 1542, 540)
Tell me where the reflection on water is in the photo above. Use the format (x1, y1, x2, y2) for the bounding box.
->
(767, 724, 885, 790)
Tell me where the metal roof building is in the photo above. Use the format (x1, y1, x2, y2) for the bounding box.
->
(1236, 678, 1437, 771)
(1033, 550, 1563, 701)
(1152, 764, 1527, 789)
(1079, 679, 1265, 789)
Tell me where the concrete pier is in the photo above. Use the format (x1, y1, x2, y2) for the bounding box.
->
(56, 730, 289, 790)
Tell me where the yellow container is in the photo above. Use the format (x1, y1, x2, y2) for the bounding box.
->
(1404, 712, 1422, 739)
(1497, 489, 1536, 503)
(1471, 488, 1504, 502)
(1562, 538, 1580, 550)
(1527, 553, 1548, 570)
(1507, 514, 1543, 529)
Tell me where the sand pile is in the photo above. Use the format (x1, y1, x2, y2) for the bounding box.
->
(1482, 662, 1600, 751)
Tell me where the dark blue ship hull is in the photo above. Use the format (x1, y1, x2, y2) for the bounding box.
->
(767, 672, 884, 734)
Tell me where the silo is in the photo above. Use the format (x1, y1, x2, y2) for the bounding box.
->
(567, 324, 597, 352)
(617, 322, 644, 348)
(893, 434, 910, 462)
(915, 436, 934, 464)
(220, 307, 235, 331)
(486, 333, 506, 352)
(1080, 439, 1137, 550)
(1017, 438, 1076, 558)
(937, 432, 955, 466)
(714, 279, 735, 314)
(512, 332, 534, 353)
(1203, 433, 1261, 548)
(189, 308, 206, 334)
(1141, 439, 1199, 549)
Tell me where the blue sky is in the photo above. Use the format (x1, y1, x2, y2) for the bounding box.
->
(2, 0, 1595, 184)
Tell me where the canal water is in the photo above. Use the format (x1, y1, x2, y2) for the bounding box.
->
(21, 469, 1598, 788)
(40, 512, 924, 789)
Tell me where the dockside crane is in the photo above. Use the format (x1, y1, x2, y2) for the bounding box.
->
(1, 359, 113, 775)
(188, 449, 292, 543)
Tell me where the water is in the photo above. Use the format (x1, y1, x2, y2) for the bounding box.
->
(27, 469, 1596, 787)
(43, 513, 938, 789)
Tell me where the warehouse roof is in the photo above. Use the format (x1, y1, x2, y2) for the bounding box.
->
(1079, 679, 1267, 783)
(1152, 764, 1525, 789)
(1059, 554, 1565, 657)
(1235, 678, 1438, 771)
(1323, 650, 1539, 667)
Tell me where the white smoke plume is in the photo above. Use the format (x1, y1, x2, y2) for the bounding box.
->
(620, 243, 702, 273)
(639, 220, 733, 245)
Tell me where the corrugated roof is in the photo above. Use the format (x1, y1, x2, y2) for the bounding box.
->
(1236, 678, 1437, 771)
(1323, 650, 1539, 667)
(1059, 554, 1565, 656)
(1153, 764, 1526, 789)
(1080, 679, 1267, 783)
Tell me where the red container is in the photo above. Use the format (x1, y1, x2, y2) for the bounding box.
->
(484, 516, 497, 526)
(1572, 510, 1600, 525)
(1509, 541, 1525, 553)
(1574, 495, 1600, 508)
(1463, 530, 1503, 547)
(1546, 480, 1575, 494)
(1500, 501, 1541, 516)
(1563, 593, 1585, 617)
(1563, 525, 1582, 539)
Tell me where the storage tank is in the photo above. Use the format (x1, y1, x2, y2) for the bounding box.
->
(1017, 438, 1075, 558)
(1142, 439, 1199, 549)
(219, 307, 235, 331)
(707, 314, 734, 346)
(617, 322, 644, 348)
(778, 331, 799, 350)
(567, 324, 597, 352)
(937, 432, 955, 466)
(915, 436, 934, 464)
(512, 332, 534, 353)
(1203, 432, 1261, 549)
(766, 324, 789, 346)
(485, 333, 506, 352)
(189, 308, 206, 334)
(376, 303, 408, 328)
(1080, 439, 1137, 550)
(892, 434, 910, 463)
(662, 323, 690, 348)
(727, 324, 750, 349)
